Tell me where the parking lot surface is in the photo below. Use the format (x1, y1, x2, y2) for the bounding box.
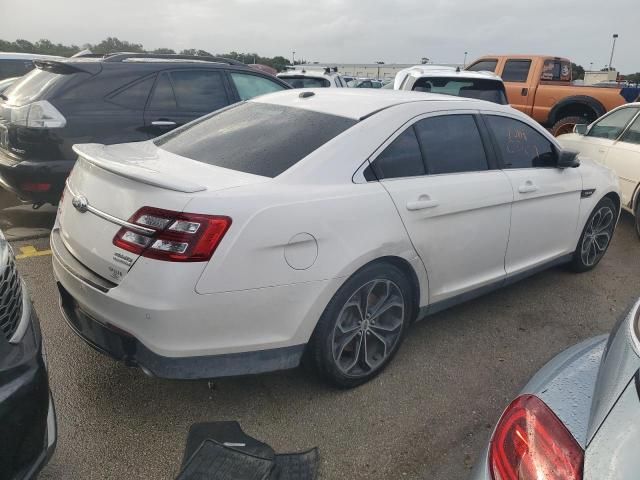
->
(10, 210, 639, 479)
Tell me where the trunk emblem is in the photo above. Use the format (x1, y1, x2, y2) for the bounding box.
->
(72, 195, 89, 213)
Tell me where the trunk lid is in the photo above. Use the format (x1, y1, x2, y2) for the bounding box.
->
(58, 141, 267, 283)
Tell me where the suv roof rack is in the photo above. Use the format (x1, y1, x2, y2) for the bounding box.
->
(101, 52, 245, 66)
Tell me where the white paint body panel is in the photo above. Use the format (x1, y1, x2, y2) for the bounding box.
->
(53, 90, 620, 362)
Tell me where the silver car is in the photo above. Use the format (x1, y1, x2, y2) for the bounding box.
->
(471, 298, 640, 480)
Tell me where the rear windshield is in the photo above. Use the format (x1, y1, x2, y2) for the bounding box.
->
(412, 77, 508, 104)
(279, 76, 330, 88)
(155, 102, 356, 177)
(3, 68, 73, 106)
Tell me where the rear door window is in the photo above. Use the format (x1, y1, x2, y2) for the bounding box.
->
(466, 59, 498, 73)
(229, 72, 285, 101)
(169, 70, 229, 112)
(148, 73, 177, 110)
(155, 102, 356, 177)
(414, 115, 489, 174)
(485, 115, 556, 168)
(588, 107, 639, 140)
(370, 127, 426, 180)
(501, 60, 532, 83)
(107, 75, 156, 109)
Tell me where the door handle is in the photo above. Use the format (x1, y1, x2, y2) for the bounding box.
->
(406, 195, 439, 211)
(598, 149, 606, 153)
(151, 120, 177, 127)
(518, 181, 539, 194)
(521, 88, 528, 96)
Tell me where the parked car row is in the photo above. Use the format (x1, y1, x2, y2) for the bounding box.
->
(0, 50, 638, 479)
(0, 53, 291, 205)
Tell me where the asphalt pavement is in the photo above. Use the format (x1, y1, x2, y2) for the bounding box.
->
(6, 200, 640, 479)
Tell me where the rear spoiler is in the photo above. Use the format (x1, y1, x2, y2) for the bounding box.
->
(33, 59, 102, 75)
(73, 144, 206, 193)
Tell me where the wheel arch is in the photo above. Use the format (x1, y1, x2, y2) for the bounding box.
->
(604, 191, 621, 217)
(548, 96, 605, 126)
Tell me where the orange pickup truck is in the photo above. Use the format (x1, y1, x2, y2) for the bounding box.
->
(466, 55, 640, 135)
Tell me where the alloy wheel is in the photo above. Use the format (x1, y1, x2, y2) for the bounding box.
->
(581, 206, 615, 266)
(331, 279, 405, 377)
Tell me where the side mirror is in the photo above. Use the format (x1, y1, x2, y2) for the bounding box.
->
(573, 124, 588, 135)
(557, 149, 580, 168)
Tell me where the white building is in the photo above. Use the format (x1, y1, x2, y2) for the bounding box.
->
(299, 63, 459, 81)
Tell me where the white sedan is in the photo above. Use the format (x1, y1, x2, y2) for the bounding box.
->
(558, 102, 640, 237)
(52, 89, 620, 388)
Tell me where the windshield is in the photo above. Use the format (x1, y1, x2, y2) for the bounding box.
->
(279, 76, 330, 88)
(412, 77, 508, 104)
(3, 68, 67, 106)
(155, 102, 357, 177)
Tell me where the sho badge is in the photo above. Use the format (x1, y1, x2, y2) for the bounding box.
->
(72, 195, 89, 213)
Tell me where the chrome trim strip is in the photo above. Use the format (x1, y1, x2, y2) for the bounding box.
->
(65, 181, 155, 236)
(8, 279, 31, 344)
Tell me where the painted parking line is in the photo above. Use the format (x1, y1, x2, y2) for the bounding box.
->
(15, 245, 52, 260)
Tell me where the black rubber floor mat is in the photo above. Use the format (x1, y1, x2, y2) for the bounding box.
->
(181, 422, 275, 468)
(176, 422, 319, 480)
(176, 439, 273, 480)
(272, 449, 320, 480)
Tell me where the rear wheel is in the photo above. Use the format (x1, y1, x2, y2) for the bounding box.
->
(551, 116, 587, 137)
(569, 198, 616, 272)
(310, 262, 414, 388)
(635, 202, 640, 239)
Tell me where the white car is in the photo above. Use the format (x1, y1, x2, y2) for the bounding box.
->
(393, 65, 508, 104)
(277, 67, 347, 88)
(52, 89, 620, 387)
(558, 102, 640, 237)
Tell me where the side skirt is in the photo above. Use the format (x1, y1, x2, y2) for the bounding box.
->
(417, 253, 574, 320)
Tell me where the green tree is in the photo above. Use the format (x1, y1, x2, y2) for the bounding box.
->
(571, 63, 585, 80)
(152, 48, 176, 54)
(89, 37, 144, 54)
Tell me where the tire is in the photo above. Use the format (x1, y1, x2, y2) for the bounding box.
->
(310, 262, 415, 388)
(551, 116, 587, 137)
(635, 202, 640, 240)
(569, 197, 617, 272)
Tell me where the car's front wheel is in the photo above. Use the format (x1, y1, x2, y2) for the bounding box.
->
(310, 262, 414, 388)
(570, 197, 617, 272)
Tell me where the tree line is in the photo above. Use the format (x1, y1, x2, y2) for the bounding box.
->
(2, 37, 639, 81)
(0, 37, 297, 72)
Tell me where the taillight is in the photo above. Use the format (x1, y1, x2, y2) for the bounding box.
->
(11, 100, 66, 128)
(489, 395, 583, 480)
(21, 182, 51, 192)
(113, 207, 231, 262)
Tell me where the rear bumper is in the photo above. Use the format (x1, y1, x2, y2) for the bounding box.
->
(57, 281, 304, 379)
(0, 149, 73, 204)
(51, 230, 335, 379)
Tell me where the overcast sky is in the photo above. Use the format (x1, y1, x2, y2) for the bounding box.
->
(2, 0, 637, 72)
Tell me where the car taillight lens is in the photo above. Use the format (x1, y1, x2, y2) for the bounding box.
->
(11, 100, 66, 128)
(113, 207, 231, 262)
(489, 395, 583, 480)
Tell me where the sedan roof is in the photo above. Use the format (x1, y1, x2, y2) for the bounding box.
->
(252, 88, 468, 120)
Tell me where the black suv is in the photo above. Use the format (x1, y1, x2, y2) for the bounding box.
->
(0, 53, 291, 205)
